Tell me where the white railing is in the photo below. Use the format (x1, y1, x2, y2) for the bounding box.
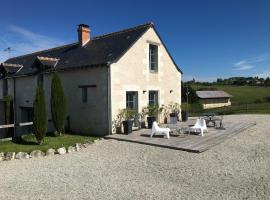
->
(0, 122, 33, 129)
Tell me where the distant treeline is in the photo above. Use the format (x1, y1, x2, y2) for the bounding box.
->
(185, 77, 270, 86)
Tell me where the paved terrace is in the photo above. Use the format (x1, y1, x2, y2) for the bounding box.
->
(106, 116, 256, 153)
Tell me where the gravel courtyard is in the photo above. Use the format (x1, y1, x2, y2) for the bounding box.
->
(0, 115, 270, 200)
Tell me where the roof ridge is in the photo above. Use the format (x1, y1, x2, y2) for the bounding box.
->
(5, 42, 77, 61)
(5, 22, 153, 62)
(92, 22, 153, 40)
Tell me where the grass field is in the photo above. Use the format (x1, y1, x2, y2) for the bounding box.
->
(0, 133, 96, 153)
(189, 84, 270, 115)
(191, 85, 270, 104)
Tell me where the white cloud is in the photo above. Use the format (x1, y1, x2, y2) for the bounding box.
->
(234, 60, 247, 66)
(0, 25, 66, 62)
(233, 65, 254, 71)
(233, 54, 270, 71)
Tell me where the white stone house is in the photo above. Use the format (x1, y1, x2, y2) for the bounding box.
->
(0, 22, 182, 137)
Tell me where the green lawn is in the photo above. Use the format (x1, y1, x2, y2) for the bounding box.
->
(191, 85, 270, 104)
(0, 133, 97, 153)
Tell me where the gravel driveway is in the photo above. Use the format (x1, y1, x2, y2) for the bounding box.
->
(0, 115, 270, 200)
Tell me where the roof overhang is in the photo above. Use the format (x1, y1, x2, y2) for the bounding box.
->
(0, 63, 23, 77)
(33, 56, 60, 69)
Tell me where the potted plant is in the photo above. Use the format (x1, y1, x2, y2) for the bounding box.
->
(181, 103, 189, 122)
(168, 103, 181, 123)
(138, 108, 147, 129)
(112, 110, 125, 134)
(146, 105, 160, 129)
(122, 108, 135, 134)
(162, 105, 170, 124)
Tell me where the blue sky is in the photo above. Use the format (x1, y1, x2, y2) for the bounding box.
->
(0, 0, 269, 81)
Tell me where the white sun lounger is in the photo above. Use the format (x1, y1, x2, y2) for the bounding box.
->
(190, 118, 208, 136)
(150, 121, 170, 139)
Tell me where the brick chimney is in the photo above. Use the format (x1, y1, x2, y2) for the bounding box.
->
(77, 24, 90, 46)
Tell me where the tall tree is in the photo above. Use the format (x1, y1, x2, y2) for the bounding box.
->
(33, 84, 48, 144)
(181, 82, 198, 103)
(51, 73, 67, 136)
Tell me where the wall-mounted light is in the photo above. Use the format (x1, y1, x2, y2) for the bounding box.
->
(170, 90, 173, 93)
(143, 90, 146, 94)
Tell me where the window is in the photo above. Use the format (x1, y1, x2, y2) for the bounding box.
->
(126, 92, 136, 109)
(78, 85, 97, 104)
(149, 91, 158, 106)
(82, 87, 88, 103)
(149, 44, 158, 72)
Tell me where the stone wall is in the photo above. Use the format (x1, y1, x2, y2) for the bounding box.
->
(110, 27, 182, 124)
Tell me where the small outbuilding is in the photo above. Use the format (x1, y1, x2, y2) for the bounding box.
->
(196, 90, 232, 109)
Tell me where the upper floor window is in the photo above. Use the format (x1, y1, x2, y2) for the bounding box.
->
(149, 44, 158, 72)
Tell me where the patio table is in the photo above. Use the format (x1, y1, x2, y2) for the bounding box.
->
(203, 114, 224, 129)
(163, 123, 182, 135)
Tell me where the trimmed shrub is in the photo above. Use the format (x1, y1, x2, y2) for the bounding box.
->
(51, 73, 67, 136)
(33, 85, 48, 144)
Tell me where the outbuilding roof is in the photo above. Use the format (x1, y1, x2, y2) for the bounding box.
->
(196, 90, 232, 99)
(2, 22, 182, 77)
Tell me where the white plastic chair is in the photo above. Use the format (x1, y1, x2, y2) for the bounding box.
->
(150, 121, 170, 139)
(190, 118, 208, 136)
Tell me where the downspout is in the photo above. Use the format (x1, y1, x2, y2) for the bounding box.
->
(107, 62, 112, 135)
(12, 77, 17, 140)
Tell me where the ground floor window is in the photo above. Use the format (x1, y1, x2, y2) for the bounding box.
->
(82, 87, 88, 103)
(78, 85, 97, 104)
(21, 107, 34, 122)
(126, 91, 138, 110)
(149, 91, 158, 106)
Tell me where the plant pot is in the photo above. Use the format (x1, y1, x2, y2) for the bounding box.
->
(164, 117, 168, 124)
(181, 111, 188, 122)
(170, 113, 177, 117)
(122, 120, 133, 134)
(147, 116, 156, 129)
(115, 126, 122, 134)
(140, 121, 146, 129)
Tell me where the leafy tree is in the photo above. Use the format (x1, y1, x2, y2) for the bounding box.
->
(51, 73, 67, 136)
(265, 77, 270, 86)
(33, 84, 48, 144)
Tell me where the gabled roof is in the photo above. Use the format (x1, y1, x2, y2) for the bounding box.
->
(34, 56, 60, 69)
(2, 22, 182, 78)
(196, 90, 232, 99)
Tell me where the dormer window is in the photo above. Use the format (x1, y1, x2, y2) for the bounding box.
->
(33, 56, 59, 70)
(149, 44, 158, 72)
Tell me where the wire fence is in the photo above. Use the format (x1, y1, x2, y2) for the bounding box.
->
(189, 103, 270, 117)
